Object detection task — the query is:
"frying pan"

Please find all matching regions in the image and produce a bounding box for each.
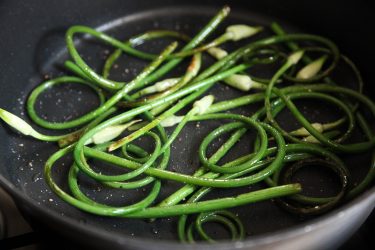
[0,0,374,249]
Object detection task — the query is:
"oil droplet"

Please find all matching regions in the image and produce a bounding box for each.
[32,173,42,182]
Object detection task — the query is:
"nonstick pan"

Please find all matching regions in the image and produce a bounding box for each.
[0,0,374,249]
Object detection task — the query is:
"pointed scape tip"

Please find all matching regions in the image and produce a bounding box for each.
[207,47,228,60]
[296,55,328,79]
[224,74,252,91]
[226,24,263,41]
[0,108,34,136]
[193,95,215,115]
[222,5,231,15]
[288,50,305,65]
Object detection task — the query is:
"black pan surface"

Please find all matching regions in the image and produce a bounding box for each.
[0,0,374,249]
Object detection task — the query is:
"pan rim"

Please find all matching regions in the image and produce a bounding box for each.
[0,175,374,249]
